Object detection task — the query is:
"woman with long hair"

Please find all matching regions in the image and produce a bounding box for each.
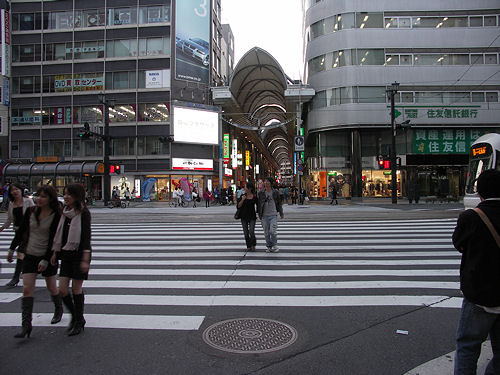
[10,185,62,338]
[2,183,35,287]
[51,183,92,336]
[237,182,258,251]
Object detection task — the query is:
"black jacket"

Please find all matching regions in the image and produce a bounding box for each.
[10,207,61,261]
[237,195,258,220]
[452,199,500,307]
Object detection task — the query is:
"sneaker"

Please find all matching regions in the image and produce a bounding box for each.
[266,247,272,253]
[270,245,279,253]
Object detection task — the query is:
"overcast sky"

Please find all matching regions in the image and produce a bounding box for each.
[221,0,304,80]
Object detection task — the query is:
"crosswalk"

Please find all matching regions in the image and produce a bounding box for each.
[0,218,463,331]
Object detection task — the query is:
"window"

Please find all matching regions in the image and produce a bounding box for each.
[485,54,498,64]
[472,92,485,102]
[400,55,412,65]
[338,50,355,66]
[484,16,497,26]
[444,92,470,104]
[311,91,327,109]
[384,17,397,28]
[486,92,499,102]
[45,43,71,61]
[107,39,137,57]
[412,17,441,28]
[340,87,357,104]
[48,11,74,30]
[105,71,136,90]
[139,5,170,24]
[358,87,386,103]
[414,54,448,65]
[338,13,355,30]
[75,9,106,28]
[19,13,36,30]
[11,108,41,126]
[73,41,105,59]
[356,13,383,28]
[450,54,469,65]
[356,49,385,65]
[108,7,137,26]
[18,76,40,94]
[415,92,443,103]
[109,105,136,123]
[471,54,484,64]
[469,16,483,27]
[403,92,414,103]
[138,103,170,122]
[399,18,411,28]
[443,17,468,27]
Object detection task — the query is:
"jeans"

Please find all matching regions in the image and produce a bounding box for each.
[455,298,500,375]
[241,219,256,249]
[261,215,278,248]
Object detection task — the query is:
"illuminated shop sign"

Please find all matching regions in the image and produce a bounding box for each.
[172,158,213,171]
[173,106,218,145]
[413,129,485,154]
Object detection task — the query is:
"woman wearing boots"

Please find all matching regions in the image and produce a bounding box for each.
[51,183,91,336]
[10,185,62,338]
[2,183,35,287]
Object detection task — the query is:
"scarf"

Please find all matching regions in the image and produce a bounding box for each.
[52,208,82,252]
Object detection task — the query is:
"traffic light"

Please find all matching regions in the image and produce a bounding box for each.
[78,122,91,139]
[377,156,390,169]
[109,164,121,174]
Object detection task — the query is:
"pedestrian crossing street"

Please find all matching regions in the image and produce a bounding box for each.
[0,219,463,331]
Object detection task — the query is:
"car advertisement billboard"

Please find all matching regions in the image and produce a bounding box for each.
[173,105,218,145]
[175,0,210,84]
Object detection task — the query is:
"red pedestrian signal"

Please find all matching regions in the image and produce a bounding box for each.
[378,159,384,169]
[109,164,121,174]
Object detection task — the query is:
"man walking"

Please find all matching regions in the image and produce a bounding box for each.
[452,169,500,374]
[258,177,284,253]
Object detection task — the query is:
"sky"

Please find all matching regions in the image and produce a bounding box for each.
[221,0,304,81]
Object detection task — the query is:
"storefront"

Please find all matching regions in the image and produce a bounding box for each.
[141,174,209,201]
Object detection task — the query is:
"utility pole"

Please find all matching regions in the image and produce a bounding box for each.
[387,82,399,204]
[98,94,114,206]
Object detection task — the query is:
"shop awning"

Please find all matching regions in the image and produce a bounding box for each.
[2,162,105,178]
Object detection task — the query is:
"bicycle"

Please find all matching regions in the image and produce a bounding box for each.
[106,199,126,209]
[168,198,187,208]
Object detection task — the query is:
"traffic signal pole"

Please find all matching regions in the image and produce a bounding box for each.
[103,103,110,206]
[388,82,399,204]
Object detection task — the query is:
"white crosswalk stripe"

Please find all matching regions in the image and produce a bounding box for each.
[0,218,462,331]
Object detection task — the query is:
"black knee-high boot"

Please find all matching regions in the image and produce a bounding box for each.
[51,294,63,324]
[62,294,75,332]
[14,297,33,338]
[6,259,23,287]
[68,293,85,336]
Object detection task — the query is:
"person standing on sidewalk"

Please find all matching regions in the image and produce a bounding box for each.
[10,185,62,338]
[51,183,92,336]
[237,182,258,252]
[1,183,35,287]
[258,177,284,253]
[452,169,500,374]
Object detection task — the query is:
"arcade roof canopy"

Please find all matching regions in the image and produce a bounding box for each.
[212,47,314,171]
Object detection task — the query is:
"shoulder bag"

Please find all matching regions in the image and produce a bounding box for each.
[473,208,500,248]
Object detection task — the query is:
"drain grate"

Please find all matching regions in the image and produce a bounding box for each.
[202,318,298,354]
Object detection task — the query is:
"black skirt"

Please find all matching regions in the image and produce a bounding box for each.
[59,250,89,280]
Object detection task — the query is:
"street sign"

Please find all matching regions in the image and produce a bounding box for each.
[297,159,303,165]
[294,136,305,152]
[297,164,303,172]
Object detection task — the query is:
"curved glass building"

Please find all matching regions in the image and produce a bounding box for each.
[303,0,500,200]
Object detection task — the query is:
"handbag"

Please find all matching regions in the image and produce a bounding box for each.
[234,207,241,220]
[473,208,500,248]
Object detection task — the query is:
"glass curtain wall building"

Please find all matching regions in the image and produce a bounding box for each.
[303,0,500,200]
[8,0,226,200]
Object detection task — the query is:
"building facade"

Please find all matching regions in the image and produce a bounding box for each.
[303,0,500,200]
[5,0,231,201]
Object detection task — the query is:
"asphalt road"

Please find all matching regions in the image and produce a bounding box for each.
[0,202,472,375]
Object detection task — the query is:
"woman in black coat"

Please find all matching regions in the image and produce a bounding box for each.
[237,182,258,251]
[51,183,92,336]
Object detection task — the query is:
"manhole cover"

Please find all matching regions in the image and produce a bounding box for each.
[202,318,298,354]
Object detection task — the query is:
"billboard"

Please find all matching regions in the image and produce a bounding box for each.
[175,0,210,84]
[1,9,11,77]
[173,106,218,145]
[172,158,213,171]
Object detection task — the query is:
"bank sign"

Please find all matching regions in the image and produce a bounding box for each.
[413,129,486,154]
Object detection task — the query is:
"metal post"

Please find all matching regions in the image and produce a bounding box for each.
[103,102,110,206]
[219,110,223,191]
[389,82,399,204]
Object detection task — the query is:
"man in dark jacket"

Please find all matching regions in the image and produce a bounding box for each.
[452,169,500,374]
[258,177,284,252]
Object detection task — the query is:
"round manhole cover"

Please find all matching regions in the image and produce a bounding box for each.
[202,318,298,354]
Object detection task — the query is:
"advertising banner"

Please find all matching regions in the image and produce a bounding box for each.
[145,69,171,89]
[175,0,210,84]
[413,129,485,154]
[1,9,11,77]
[173,106,218,145]
[2,77,9,106]
[172,158,213,171]
[223,133,230,161]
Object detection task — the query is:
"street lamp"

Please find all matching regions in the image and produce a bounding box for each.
[98,94,115,206]
[387,82,399,204]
